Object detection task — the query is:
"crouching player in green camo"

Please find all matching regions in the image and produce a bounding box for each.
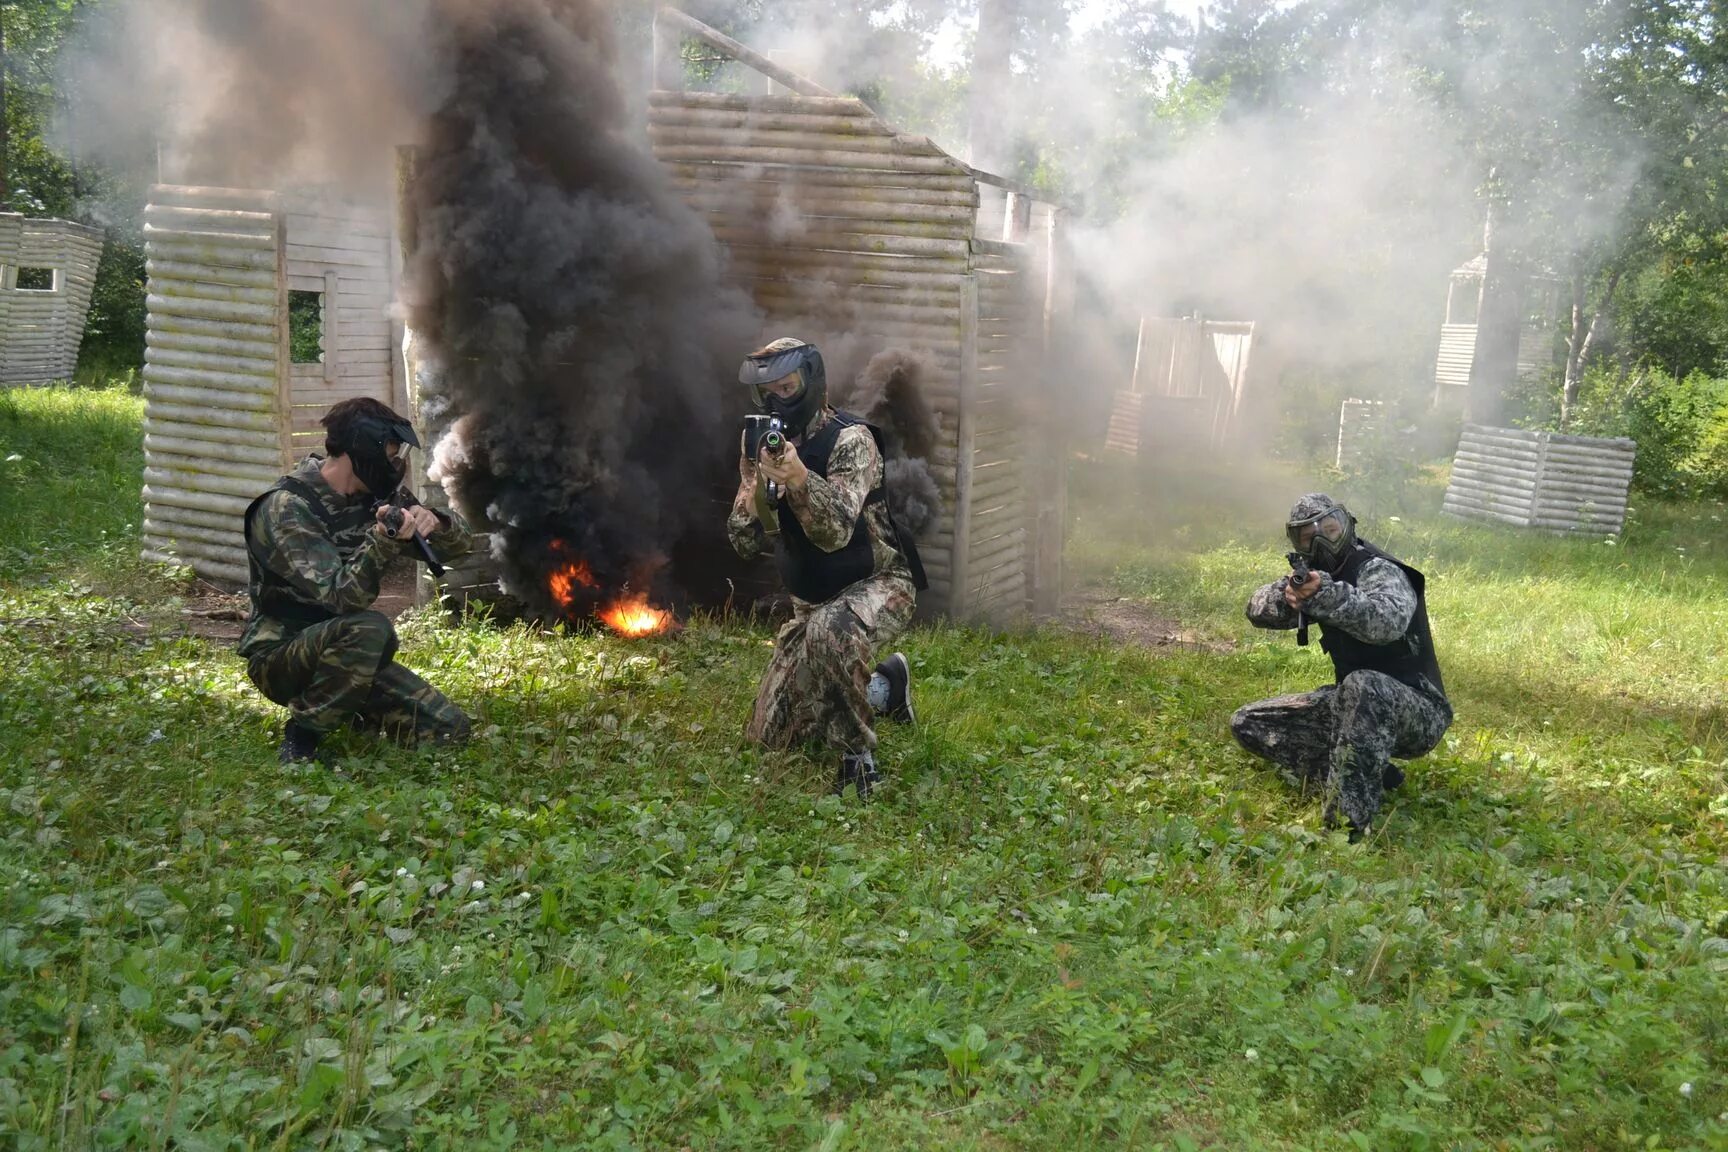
[727,338,926,799]
[239,398,473,763]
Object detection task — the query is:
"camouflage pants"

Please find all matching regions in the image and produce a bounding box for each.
[1230,670,1452,831]
[747,573,917,754]
[247,610,470,743]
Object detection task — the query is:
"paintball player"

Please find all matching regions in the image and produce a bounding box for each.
[727,337,925,798]
[239,397,472,763]
[1232,493,1452,840]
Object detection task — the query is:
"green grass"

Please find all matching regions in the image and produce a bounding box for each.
[2,388,1726,1150]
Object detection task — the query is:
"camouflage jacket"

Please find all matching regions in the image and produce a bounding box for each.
[238,456,471,656]
[727,408,912,599]
[1246,556,1417,644]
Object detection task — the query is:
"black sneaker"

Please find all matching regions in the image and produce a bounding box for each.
[874,652,914,725]
[836,751,882,801]
[1382,763,1406,792]
[279,721,325,765]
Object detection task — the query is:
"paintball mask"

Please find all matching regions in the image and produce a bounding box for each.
[738,337,826,436]
[1286,493,1357,573]
[342,412,419,498]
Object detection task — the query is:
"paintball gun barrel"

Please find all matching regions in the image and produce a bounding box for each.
[1286,551,1311,647]
[742,414,786,500]
[377,490,446,577]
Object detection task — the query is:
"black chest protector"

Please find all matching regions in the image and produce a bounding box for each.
[1318,542,1446,699]
[775,412,926,603]
[242,474,371,625]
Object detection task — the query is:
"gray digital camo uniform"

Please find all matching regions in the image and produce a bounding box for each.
[1234,556,1452,831]
[728,409,916,754]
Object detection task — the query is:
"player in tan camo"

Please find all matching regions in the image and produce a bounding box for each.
[727,338,927,798]
[240,398,473,764]
[1234,493,1452,840]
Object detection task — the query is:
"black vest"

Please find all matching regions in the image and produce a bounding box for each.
[1317,542,1446,699]
[243,475,353,626]
[775,412,926,603]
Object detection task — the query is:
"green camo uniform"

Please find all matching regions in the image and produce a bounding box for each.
[240,456,473,743]
[728,409,917,753]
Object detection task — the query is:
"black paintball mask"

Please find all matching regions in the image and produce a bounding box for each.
[1286,493,1357,573]
[738,337,826,437]
[341,413,419,498]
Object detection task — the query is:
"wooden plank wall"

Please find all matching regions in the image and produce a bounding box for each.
[1516,323,1554,382]
[962,245,1035,620]
[1204,321,1254,443]
[284,199,396,457]
[0,214,104,385]
[1109,317,1254,455]
[647,89,984,616]
[1104,390,1143,456]
[1435,323,1475,389]
[140,185,287,585]
[1442,424,1635,534]
[1335,398,1385,472]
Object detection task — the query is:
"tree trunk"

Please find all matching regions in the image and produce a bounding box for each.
[1560,263,1622,427]
[1,6,10,211]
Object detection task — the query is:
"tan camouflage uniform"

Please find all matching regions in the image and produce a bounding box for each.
[240,456,473,742]
[728,409,917,753]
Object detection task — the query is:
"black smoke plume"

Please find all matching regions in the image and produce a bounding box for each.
[407,0,760,620]
[832,349,944,539]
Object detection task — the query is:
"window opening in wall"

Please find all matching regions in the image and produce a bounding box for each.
[289,291,325,363]
[1447,282,1480,326]
[14,267,56,291]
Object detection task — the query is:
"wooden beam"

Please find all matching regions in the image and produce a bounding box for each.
[655,7,837,99]
[949,277,979,619]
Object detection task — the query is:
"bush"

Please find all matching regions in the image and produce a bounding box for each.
[1565,364,1728,495]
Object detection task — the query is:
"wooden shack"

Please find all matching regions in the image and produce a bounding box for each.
[648,8,1072,620]
[139,185,401,584]
[0,213,104,385]
[1104,316,1255,457]
[1434,254,1559,401]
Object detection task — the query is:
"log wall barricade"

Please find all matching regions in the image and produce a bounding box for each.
[646,73,1068,623]
[1441,423,1635,534]
[142,185,401,587]
[142,186,287,585]
[0,214,105,385]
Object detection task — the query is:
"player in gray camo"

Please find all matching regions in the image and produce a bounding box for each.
[1232,494,1453,840]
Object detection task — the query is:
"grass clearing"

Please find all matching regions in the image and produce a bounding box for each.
[1,387,1725,1150]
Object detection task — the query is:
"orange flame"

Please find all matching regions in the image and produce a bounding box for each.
[549,558,598,608]
[600,591,674,638]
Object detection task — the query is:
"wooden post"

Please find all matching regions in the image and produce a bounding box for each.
[655,7,837,98]
[1002,191,1031,243]
[650,8,683,92]
[949,277,979,618]
[273,214,294,470]
[322,269,340,385]
[1129,316,1147,394]
[1032,206,1069,617]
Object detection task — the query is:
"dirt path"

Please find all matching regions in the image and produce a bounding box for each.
[1059,588,1235,653]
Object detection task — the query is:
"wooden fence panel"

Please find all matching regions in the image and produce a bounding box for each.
[1442,424,1635,534]
[1335,398,1385,472]
[141,186,286,585]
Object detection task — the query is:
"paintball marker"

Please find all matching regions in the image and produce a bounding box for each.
[376,489,446,577]
[742,414,787,500]
[1285,551,1311,647]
